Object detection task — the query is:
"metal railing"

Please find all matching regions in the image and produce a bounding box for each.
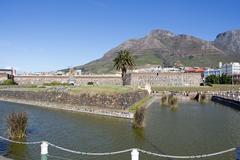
[0,135,239,160]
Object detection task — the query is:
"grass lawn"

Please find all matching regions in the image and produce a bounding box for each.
[128,96,151,113]
[69,85,139,95]
[152,84,240,93]
[0,85,140,95]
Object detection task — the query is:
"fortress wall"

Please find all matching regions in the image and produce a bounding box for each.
[74,75,122,85]
[0,74,8,83]
[14,73,202,86]
[14,75,122,85]
[129,72,202,86]
[14,76,70,85]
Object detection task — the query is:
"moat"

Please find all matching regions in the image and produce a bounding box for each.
[0,100,240,160]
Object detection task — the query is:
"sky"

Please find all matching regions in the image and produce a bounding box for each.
[0,0,240,72]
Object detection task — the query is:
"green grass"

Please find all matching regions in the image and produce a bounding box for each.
[0,87,47,92]
[1,79,17,85]
[152,84,240,92]
[129,96,151,113]
[43,81,70,86]
[70,85,139,95]
[134,54,163,66]
[0,85,140,95]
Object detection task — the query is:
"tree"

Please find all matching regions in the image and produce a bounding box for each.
[113,50,135,86]
[205,74,232,85]
[205,75,220,84]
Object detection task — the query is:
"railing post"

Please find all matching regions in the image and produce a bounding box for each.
[41,141,48,160]
[131,149,139,160]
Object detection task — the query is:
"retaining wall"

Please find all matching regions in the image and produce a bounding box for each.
[211,96,240,110]
[0,90,148,110]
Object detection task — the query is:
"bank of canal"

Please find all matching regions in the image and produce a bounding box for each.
[0,100,240,160]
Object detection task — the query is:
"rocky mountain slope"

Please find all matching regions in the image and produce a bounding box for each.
[73,29,240,74]
[213,29,240,54]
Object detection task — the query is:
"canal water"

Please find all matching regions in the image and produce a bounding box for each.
[0,100,240,160]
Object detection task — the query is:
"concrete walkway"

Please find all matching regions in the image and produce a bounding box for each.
[0,156,12,160]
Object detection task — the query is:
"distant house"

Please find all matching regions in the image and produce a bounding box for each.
[55,71,65,75]
[0,68,16,76]
[0,68,16,80]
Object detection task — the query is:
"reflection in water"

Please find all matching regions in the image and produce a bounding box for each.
[133,128,145,140]
[170,105,178,112]
[132,127,173,160]
[7,138,28,160]
[0,101,240,160]
[0,141,8,156]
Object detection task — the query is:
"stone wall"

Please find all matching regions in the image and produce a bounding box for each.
[211,96,240,110]
[15,75,122,85]
[14,73,202,86]
[0,90,148,110]
[129,72,202,86]
[0,73,8,83]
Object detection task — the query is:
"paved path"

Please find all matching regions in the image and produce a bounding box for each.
[0,156,12,160]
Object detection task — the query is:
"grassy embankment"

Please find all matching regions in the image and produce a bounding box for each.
[152,84,240,93]
[0,84,140,95]
[128,96,151,113]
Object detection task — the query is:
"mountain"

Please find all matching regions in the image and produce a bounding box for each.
[73,29,240,74]
[213,29,240,54]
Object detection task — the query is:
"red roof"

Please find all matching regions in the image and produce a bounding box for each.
[185,68,205,73]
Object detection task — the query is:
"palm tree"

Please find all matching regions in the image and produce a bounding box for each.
[113,50,135,86]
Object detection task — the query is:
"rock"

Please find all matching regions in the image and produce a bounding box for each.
[213,29,240,54]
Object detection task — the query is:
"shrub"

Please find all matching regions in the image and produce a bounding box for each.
[7,112,28,139]
[161,95,168,105]
[1,79,17,85]
[87,82,94,85]
[132,107,145,128]
[201,93,206,101]
[168,95,178,106]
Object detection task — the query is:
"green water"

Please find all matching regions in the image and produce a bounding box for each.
[0,100,240,160]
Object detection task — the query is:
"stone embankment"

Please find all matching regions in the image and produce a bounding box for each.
[0,89,148,119]
[212,91,240,110]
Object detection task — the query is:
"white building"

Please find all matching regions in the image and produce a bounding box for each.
[222,62,240,76]
[76,69,82,75]
[133,66,182,73]
[204,69,222,78]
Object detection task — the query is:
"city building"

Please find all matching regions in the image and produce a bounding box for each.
[203,69,222,78]
[132,66,183,73]
[222,62,240,76]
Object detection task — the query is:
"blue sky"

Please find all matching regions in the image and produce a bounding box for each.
[0,0,240,72]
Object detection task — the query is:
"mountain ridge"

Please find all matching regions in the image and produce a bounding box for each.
[71,29,240,74]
